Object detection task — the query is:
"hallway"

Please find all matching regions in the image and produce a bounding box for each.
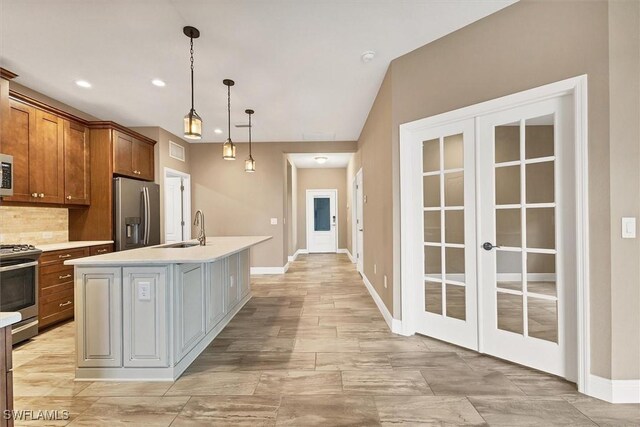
[10,254,639,425]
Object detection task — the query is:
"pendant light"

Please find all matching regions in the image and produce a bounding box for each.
[244,109,256,172]
[222,79,236,160]
[183,26,202,140]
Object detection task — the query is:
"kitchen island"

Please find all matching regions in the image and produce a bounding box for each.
[66,236,271,381]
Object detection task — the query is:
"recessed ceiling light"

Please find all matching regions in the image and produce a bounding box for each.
[151,79,166,87]
[75,80,92,88]
[361,51,376,63]
[214,128,223,134]
[315,156,329,164]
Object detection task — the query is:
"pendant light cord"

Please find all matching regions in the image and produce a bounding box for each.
[227,84,231,139]
[248,113,252,156]
[190,37,195,111]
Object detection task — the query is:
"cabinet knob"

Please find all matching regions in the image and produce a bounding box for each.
[66,195,72,200]
[39,193,45,198]
[31,193,38,197]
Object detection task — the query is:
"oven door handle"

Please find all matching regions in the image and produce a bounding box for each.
[0,261,38,272]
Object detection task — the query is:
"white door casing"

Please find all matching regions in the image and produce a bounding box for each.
[163,167,191,244]
[400,76,588,391]
[355,170,364,273]
[306,189,338,253]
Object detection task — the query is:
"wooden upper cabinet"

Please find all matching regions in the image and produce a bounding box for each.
[2,100,35,202]
[30,109,65,204]
[132,138,154,181]
[113,131,154,181]
[113,131,134,176]
[64,121,90,205]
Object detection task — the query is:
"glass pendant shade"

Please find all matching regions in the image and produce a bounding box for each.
[245,156,256,172]
[183,109,202,140]
[223,139,236,160]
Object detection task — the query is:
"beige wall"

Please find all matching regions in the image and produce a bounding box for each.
[357,0,638,379]
[0,206,68,244]
[190,141,356,268]
[608,0,640,380]
[358,69,394,312]
[296,168,348,251]
[131,127,192,244]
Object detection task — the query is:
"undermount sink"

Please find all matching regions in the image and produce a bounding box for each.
[157,242,200,249]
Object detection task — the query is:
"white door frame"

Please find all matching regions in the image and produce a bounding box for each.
[400,76,589,392]
[306,189,338,253]
[163,167,192,243]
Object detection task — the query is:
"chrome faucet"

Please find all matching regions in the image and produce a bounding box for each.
[194,210,206,246]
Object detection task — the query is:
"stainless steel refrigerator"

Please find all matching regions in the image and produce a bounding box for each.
[113,177,160,251]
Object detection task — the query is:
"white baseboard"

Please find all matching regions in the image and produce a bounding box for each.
[587,374,640,403]
[361,273,404,335]
[288,249,307,262]
[337,248,355,263]
[251,266,287,275]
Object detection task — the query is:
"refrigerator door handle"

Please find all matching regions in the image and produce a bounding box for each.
[144,187,150,245]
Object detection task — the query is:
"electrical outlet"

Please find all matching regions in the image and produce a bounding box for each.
[138,282,151,301]
[43,231,53,238]
[374,264,377,274]
[364,195,368,203]
[270,218,278,225]
[384,275,388,289]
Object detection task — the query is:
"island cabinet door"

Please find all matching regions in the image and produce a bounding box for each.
[175,264,206,363]
[206,260,226,333]
[226,254,240,311]
[238,249,251,299]
[123,267,168,368]
[76,268,122,368]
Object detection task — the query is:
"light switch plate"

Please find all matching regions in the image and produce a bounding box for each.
[138,282,151,301]
[270,218,278,225]
[622,217,636,239]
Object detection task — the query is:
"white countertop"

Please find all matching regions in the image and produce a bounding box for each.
[0,312,22,328]
[38,241,114,252]
[66,236,271,266]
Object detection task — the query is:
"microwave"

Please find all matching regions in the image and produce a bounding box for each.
[0,153,13,197]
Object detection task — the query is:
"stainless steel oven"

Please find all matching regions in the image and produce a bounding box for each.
[0,245,42,344]
[0,153,13,197]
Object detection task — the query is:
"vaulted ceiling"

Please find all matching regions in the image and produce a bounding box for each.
[1,0,515,142]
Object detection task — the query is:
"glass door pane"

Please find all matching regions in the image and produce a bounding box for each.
[314,197,331,231]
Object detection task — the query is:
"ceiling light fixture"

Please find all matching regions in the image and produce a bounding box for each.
[361,51,376,63]
[244,109,256,173]
[222,79,236,160]
[315,156,329,164]
[214,128,223,134]
[75,80,92,88]
[183,26,202,140]
[151,79,166,87]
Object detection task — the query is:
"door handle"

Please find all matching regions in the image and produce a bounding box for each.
[482,242,501,251]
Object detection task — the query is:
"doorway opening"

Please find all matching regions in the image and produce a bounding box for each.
[163,167,191,244]
[400,76,588,390]
[352,168,364,273]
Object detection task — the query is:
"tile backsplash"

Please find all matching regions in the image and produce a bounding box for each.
[0,206,68,244]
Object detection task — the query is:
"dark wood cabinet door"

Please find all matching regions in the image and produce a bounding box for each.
[2,100,36,202]
[113,131,134,176]
[132,139,154,181]
[29,109,64,204]
[64,120,90,205]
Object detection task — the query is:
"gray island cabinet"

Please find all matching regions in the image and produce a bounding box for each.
[66,236,270,381]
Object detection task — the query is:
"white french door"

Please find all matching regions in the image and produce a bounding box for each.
[479,95,576,379]
[415,119,478,350]
[306,189,338,253]
[405,91,578,379]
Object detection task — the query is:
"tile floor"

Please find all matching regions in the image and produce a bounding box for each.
[10,254,640,426]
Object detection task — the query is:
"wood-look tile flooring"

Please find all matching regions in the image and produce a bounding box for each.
[12,254,640,426]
